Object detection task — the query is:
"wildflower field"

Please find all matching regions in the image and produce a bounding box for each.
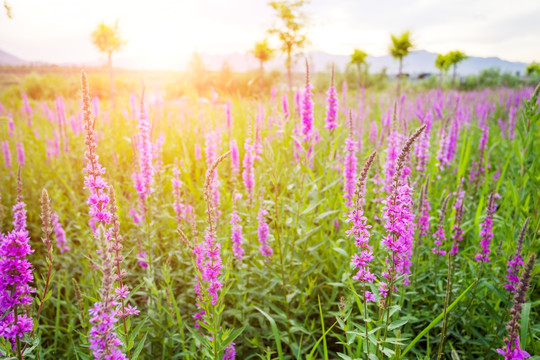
[1,66,539,360]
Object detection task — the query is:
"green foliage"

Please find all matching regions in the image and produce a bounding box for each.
[0,73,539,359]
[435,54,451,72]
[267,0,309,89]
[389,31,414,60]
[90,20,126,58]
[461,68,535,90]
[350,49,368,67]
[526,62,540,77]
[251,39,275,64]
[22,73,79,100]
[446,50,467,67]
[267,0,309,61]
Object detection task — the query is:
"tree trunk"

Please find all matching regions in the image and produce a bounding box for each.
[287,49,292,93]
[357,63,362,89]
[108,52,115,108]
[259,60,264,93]
[439,69,443,88]
[397,57,403,97]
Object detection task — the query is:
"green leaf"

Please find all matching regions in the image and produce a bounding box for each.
[400,281,476,359]
[131,332,147,360]
[307,321,338,360]
[254,307,283,360]
[333,247,348,257]
[389,319,408,331]
[336,353,352,360]
[521,302,531,348]
[221,326,246,349]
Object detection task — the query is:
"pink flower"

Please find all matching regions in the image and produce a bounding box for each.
[475,193,496,262]
[325,71,338,130]
[343,136,358,207]
[242,137,255,202]
[257,204,273,259]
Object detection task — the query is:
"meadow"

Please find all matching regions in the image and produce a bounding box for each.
[0,68,539,360]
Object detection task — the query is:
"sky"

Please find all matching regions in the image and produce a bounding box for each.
[1,0,539,70]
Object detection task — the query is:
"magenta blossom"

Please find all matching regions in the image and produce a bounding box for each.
[475,193,497,262]
[257,204,273,259]
[0,179,35,347]
[325,68,338,130]
[242,137,255,202]
[230,193,244,260]
[343,135,358,207]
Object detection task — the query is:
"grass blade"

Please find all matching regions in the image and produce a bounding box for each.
[400,281,476,359]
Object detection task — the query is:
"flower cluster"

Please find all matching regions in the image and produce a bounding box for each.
[0,176,34,346]
[325,66,338,130]
[257,203,273,259]
[2,140,11,169]
[503,219,528,293]
[414,111,432,172]
[384,130,401,194]
[230,139,240,176]
[450,184,465,255]
[380,126,425,290]
[282,94,289,120]
[242,137,255,202]
[193,154,228,327]
[51,211,69,253]
[230,192,244,260]
[347,152,376,301]
[205,130,222,214]
[81,72,111,230]
[132,100,155,221]
[475,193,497,262]
[301,62,314,141]
[223,342,236,359]
[343,134,358,207]
[432,197,449,256]
[172,166,193,223]
[496,254,535,360]
[88,227,128,360]
[16,142,25,167]
[417,181,431,239]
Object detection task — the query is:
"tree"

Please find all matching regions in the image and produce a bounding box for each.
[188,52,207,95]
[434,54,451,87]
[526,62,540,77]
[447,50,467,87]
[268,0,309,92]
[350,49,368,88]
[251,39,275,92]
[389,30,414,95]
[91,20,126,105]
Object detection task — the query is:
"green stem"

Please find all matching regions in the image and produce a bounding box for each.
[436,252,452,359]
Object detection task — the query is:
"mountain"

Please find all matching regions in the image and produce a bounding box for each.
[0,47,529,76]
[199,50,528,76]
[0,49,28,66]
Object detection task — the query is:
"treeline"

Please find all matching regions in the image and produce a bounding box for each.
[1,64,538,105]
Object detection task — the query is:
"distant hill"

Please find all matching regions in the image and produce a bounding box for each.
[0,49,28,66]
[0,48,529,76]
[200,50,529,76]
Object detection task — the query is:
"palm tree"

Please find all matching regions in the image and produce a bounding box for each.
[447,50,467,87]
[389,31,414,95]
[435,54,451,87]
[350,49,368,88]
[251,39,274,92]
[91,20,126,105]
